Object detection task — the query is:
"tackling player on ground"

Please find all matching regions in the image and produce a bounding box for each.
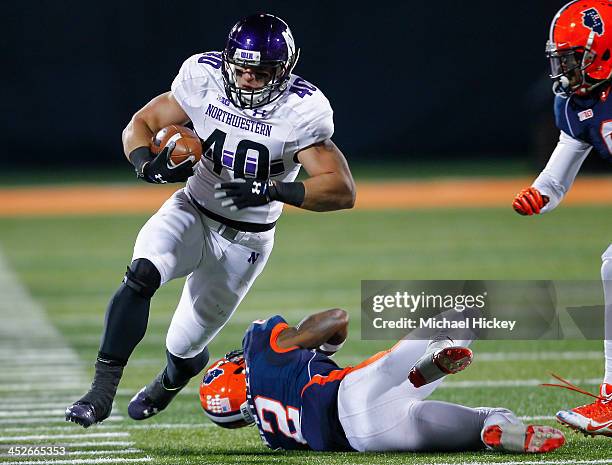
[513,0,612,436]
[65,14,355,427]
[199,309,565,453]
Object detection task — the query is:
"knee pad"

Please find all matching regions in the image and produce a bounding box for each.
[123,258,161,298]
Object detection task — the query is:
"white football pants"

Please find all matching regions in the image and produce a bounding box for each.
[337,337,520,452]
[132,189,274,359]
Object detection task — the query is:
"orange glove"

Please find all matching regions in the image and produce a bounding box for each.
[512,187,549,216]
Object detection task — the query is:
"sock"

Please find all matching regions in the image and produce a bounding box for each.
[480,407,522,430]
[604,340,612,385]
[426,337,454,355]
[164,348,210,389]
[79,361,124,419]
[601,257,612,384]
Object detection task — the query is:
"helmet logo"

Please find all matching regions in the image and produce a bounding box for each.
[281,29,295,56]
[582,8,605,36]
[234,48,261,65]
[203,368,224,385]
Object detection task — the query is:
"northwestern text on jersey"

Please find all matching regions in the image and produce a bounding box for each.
[205,104,272,137]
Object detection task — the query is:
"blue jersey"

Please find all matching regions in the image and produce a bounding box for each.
[242,315,354,451]
[554,87,612,159]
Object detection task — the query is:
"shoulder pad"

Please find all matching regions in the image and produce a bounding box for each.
[171,52,222,107]
[283,75,334,151]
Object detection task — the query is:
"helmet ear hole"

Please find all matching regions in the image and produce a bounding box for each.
[602,49,611,61]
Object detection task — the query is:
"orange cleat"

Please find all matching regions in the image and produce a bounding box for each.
[482,423,565,453]
[556,383,612,437]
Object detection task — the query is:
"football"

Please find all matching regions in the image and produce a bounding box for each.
[150,125,203,167]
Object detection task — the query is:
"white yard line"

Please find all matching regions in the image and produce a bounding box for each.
[433,461,612,465]
[101,423,213,430]
[0,383,87,391]
[0,433,130,442]
[0,409,91,418]
[438,378,601,389]
[1,459,152,465]
[4,368,85,376]
[0,424,215,434]
[0,360,85,367]
[475,351,603,361]
[61,441,135,447]
[0,403,88,411]
[0,248,148,462]
[64,449,141,456]
[0,396,86,404]
[519,415,556,421]
[0,416,124,425]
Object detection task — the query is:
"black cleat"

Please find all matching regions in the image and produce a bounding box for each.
[65,402,102,428]
[128,370,185,420]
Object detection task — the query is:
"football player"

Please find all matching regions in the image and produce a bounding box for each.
[65,14,355,427]
[512,0,612,436]
[199,309,565,453]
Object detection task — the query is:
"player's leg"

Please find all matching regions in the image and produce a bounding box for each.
[339,362,564,452]
[339,330,473,404]
[128,227,274,419]
[385,400,564,453]
[339,389,499,452]
[66,190,205,427]
[336,334,471,451]
[336,334,473,439]
[556,244,612,436]
[338,330,564,453]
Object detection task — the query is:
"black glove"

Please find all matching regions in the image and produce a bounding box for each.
[214,179,274,211]
[140,142,194,184]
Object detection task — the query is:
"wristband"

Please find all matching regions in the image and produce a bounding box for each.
[319,340,345,353]
[128,146,154,177]
[268,181,305,207]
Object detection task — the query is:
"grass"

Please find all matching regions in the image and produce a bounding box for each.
[0,205,611,463]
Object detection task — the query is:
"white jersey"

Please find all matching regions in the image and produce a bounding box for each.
[171,51,334,224]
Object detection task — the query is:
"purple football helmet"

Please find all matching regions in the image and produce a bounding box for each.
[222,14,300,109]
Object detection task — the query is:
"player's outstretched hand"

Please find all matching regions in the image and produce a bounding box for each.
[214,179,274,211]
[512,187,549,216]
[142,142,194,184]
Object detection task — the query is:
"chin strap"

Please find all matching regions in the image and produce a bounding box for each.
[541,372,605,401]
[240,401,256,426]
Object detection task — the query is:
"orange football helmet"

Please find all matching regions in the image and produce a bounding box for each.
[546,0,612,95]
[199,350,254,429]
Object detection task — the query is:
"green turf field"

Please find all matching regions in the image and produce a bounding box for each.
[1,205,612,464]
